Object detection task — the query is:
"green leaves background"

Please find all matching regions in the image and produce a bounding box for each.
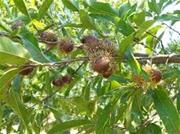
[0,0,179,133]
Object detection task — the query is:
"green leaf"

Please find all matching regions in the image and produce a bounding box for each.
[48,119,91,134]
[96,89,127,134]
[177,94,180,113]
[0,68,19,98]
[88,2,118,17]
[148,0,161,14]
[119,34,134,59]
[116,19,135,36]
[38,0,53,19]
[62,0,79,12]
[135,20,155,38]
[127,53,142,75]
[4,91,31,133]
[119,2,137,20]
[0,37,31,65]
[19,28,49,63]
[136,123,162,134]
[13,0,29,17]
[152,88,180,134]
[119,2,131,18]
[79,9,96,30]
[132,11,145,26]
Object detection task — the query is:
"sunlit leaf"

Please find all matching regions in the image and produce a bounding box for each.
[79,10,96,30]
[13,0,29,17]
[89,2,118,17]
[0,37,31,65]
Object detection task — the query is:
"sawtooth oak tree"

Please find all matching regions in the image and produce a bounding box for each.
[0,0,180,134]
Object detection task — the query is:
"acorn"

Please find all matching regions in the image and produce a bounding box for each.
[11,20,24,30]
[102,69,113,78]
[19,65,34,76]
[143,66,161,83]
[59,39,74,53]
[81,35,99,48]
[151,69,161,83]
[62,75,73,84]
[52,78,64,87]
[132,74,145,87]
[92,57,110,73]
[40,31,58,46]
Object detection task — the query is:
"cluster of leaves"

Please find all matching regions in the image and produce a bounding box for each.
[0,0,180,134]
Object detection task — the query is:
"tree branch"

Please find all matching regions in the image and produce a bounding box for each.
[32,54,180,67]
[162,23,180,36]
[136,54,180,64]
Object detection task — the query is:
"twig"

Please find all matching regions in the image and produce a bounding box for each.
[30,62,86,109]
[146,31,166,53]
[137,54,180,64]
[162,23,180,36]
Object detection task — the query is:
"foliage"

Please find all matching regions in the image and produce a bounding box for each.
[0,0,180,134]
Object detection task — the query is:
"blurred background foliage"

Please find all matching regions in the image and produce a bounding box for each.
[0,0,180,134]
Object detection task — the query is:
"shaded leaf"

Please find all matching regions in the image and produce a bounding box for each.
[4,91,31,133]
[119,34,134,59]
[62,0,79,12]
[96,88,128,134]
[136,123,162,134]
[0,68,19,98]
[38,0,53,19]
[152,88,180,134]
[48,119,91,134]
[116,19,135,36]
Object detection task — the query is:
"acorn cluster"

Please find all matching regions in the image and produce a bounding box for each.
[40,31,74,53]
[133,65,162,88]
[81,35,116,78]
[52,74,73,87]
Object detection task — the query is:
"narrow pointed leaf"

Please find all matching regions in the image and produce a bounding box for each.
[13,0,29,17]
[62,0,79,11]
[79,10,96,30]
[48,119,91,134]
[38,0,53,19]
[0,68,19,98]
[152,88,180,134]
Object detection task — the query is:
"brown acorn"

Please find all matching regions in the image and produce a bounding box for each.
[92,57,110,73]
[102,69,113,78]
[62,75,73,84]
[81,35,99,48]
[59,39,74,53]
[19,65,34,76]
[143,66,161,83]
[151,69,161,83]
[40,31,58,46]
[11,20,24,30]
[132,74,145,87]
[52,78,64,87]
